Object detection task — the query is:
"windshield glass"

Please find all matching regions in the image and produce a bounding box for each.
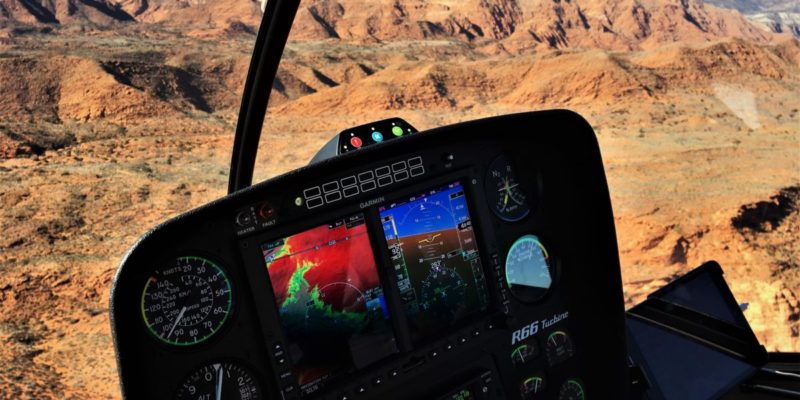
[0,3,262,398]
[256,0,800,354]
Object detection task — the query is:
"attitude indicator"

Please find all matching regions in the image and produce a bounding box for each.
[505,235,554,303]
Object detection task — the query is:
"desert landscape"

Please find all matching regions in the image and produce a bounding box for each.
[0,0,798,398]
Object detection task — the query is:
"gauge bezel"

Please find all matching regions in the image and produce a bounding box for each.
[504,234,559,304]
[484,154,533,222]
[557,378,586,400]
[173,359,263,400]
[140,254,235,347]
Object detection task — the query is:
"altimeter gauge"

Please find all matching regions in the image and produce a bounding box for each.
[175,362,261,400]
[141,256,233,346]
[485,155,531,222]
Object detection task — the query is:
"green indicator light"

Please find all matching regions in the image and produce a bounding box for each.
[392,126,404,136]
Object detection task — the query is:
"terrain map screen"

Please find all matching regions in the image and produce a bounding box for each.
[379,181,490,342]
[262,214,397,391]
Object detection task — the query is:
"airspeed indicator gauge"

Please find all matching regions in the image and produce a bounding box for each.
[141,256,233,346]
[485,155,531,222]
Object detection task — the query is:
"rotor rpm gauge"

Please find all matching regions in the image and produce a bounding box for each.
[141,256,233,346]
[175,362,261,400]
[485,155,531,222]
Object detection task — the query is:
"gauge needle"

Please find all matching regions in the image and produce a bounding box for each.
[215,364,223,400]
[167,306,187,339]
[497,182,519,192]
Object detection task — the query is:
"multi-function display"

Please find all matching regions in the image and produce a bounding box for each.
[262,214,397,391]
[379,181,490,342]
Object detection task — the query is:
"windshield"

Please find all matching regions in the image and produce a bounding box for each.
[256,0,800,356]
[0,4,262,398]
[1,0,798,398]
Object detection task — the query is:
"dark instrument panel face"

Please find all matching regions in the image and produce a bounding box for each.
[110,111,629,400]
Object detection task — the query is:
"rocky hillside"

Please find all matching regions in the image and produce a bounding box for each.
[289,0,781,50]
[1,0,788,45]
[0,0,263,32]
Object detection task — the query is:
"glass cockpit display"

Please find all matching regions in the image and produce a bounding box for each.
[262,214,397,392]
[379,181,490,342]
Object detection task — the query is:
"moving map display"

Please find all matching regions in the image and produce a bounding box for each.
[379,181,490,342]
[262,214,397,391]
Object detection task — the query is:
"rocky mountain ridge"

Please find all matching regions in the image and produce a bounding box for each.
[1,0,791,46]
[288,0,783,50]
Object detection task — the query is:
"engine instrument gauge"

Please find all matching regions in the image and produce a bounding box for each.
[557,379,585,400]
[505,235,553,303]
[520,374,546,399]
[141,256,233,346]
[511,341,540,366]
[485,155,531,222]
[545,330,575,366]
[175,362,261,400]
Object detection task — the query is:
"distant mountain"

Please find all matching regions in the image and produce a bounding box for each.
[289,0,779,50]
[0,0,262,31]
[705,0,800,37]
[0,0,789,46]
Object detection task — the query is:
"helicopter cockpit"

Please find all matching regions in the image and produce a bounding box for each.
[109,1,800,399]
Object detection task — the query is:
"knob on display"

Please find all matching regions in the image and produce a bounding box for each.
[257,202,275,221]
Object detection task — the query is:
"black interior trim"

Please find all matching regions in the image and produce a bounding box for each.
[228,0,301,194]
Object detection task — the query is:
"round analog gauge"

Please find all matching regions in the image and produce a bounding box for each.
[485,155,531,222]
[175,362,261,400]
[558,379,586,400]
[545,330,575,366]
[520,374,546,399]
[511,342,539,366]
[141,256,233,346]
[505,235,553,303]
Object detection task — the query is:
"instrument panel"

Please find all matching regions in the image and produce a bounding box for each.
[110,110,629,399]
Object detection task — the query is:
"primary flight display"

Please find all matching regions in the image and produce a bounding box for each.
[379,181,490,342]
